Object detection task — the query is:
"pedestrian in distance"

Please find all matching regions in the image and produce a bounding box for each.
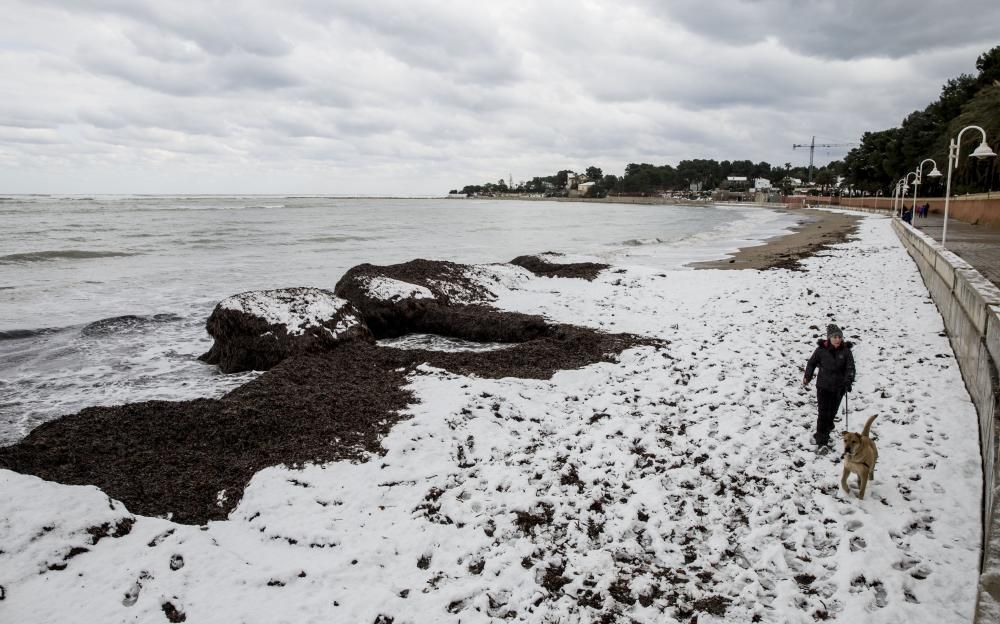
[902,207,913,224]
[803,324,856,451]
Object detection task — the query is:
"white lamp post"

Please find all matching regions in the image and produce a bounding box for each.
[912,158,943,219]
[942,125,996,246]
[901,173,916,221]
[892,180,903,217]
[873,189,883,212]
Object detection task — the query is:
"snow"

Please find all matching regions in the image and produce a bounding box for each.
[377,333,514,352]
[219,287,354,336]
[363,276,436,302]
[0,216,982,622]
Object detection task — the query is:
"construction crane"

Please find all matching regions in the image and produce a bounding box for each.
[792,136,857,184]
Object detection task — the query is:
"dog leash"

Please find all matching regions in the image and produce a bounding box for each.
[844,390,849,430]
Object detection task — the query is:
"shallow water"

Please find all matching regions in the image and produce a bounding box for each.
[0,195,798,443]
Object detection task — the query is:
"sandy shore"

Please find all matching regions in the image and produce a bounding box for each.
[691,207,861,270]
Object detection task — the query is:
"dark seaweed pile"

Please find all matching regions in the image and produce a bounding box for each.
[0,258,651,524]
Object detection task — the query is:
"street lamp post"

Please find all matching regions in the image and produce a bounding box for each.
[892,180,904,217]
[912,158,943,220]
[873,189,883,212]
[942,125,997,246]
[900,173,917,221]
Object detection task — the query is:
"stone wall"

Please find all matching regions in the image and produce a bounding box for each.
[788,195,1000,228]
[891,218,1000,622]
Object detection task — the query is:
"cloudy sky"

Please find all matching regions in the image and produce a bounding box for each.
[1,1,997,195]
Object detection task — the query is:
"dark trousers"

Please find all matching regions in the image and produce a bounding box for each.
[815,387,844,444]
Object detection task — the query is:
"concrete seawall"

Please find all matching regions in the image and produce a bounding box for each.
[891,217,1000,622]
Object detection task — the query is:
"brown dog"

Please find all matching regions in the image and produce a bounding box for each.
[841,414,878,499]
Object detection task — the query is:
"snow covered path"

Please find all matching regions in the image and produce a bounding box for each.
[0,215,981,623]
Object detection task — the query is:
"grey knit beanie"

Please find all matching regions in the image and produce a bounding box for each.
[827,324,843,339]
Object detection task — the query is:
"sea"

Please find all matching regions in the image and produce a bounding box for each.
[0,195,799,444]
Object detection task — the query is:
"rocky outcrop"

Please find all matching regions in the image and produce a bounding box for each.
[510,254,609,281]
[335,259,547,342]
[199,287,371,373]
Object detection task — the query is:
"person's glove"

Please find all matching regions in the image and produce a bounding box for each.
[845,383,853,393]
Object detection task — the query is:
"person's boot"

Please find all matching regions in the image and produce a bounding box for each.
[813,432,832,454]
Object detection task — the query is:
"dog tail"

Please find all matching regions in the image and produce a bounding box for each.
[861,414,877,438]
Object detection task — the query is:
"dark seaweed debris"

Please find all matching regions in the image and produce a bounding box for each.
[0,258,652,524]
[510,255,609,281]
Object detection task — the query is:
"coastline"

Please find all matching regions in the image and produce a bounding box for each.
[690,207,861,270]
[460,196,858,272]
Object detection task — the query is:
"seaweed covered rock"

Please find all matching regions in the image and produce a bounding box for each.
[510,253,609,281]
[200,287,370,373]
[335,259,544,341]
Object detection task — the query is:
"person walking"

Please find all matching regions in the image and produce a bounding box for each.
[803,324,855,449]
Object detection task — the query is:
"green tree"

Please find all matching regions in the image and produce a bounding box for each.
[976,46,1000,89]
[585,166,603,181]
[814,169,834,193]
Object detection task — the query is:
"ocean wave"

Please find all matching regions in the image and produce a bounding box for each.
[0,250,139,264]
[0,327,60,341]
[81,313,184,337]
[620,237,665,247]
[303,235,374,243]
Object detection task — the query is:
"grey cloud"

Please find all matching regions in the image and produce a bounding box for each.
[641,0,1000,61]
[75,105,232,137]
[0,127,65,144]
[0,107,74,130]
[78,45,300,96]
[34,0,293,57]
[1,0,994,194]
[305,0,523,84]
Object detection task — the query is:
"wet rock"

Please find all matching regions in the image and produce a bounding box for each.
[200,287,371,373]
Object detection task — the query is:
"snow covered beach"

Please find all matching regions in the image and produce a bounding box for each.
[0,212,982,622]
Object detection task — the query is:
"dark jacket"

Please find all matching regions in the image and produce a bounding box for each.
[805,339,855,392]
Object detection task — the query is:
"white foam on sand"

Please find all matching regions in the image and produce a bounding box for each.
[0,216,981,622]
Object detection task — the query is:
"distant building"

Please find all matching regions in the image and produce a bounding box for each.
[567,173,590,190]
[754,189,783,203]
[724,176,751,191]
[753,178,771,191]
[689,181,704,192]
[568,180,596,198]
